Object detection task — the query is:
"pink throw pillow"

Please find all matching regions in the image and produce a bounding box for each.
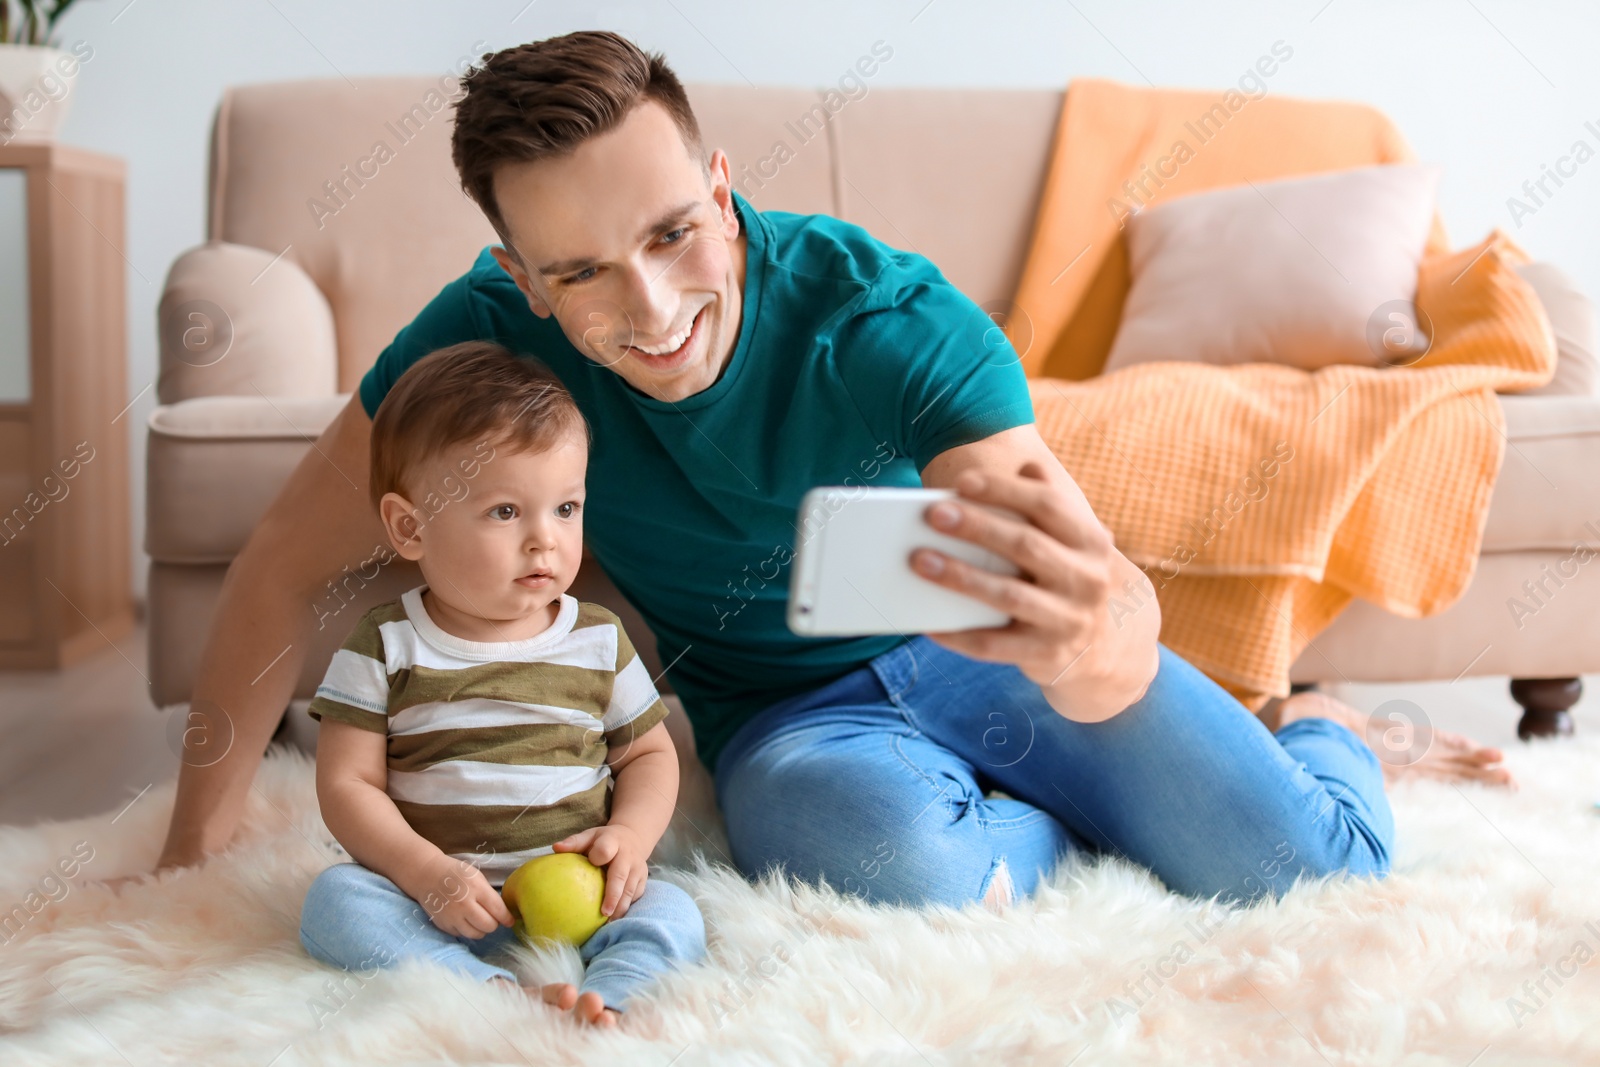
[1103,163,1442,373]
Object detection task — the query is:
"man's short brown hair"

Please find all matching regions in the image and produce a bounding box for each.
[368,341,588,511]
[450,30,704,250]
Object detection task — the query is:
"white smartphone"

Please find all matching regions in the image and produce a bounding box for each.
[786,486,1022,637]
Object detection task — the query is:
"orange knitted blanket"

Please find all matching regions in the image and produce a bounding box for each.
[1010,79,1557,707]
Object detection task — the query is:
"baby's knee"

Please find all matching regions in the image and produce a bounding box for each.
[300,869,349,962]
[635,879,708,961]
[301,863,386,931]
[305,860,372,900]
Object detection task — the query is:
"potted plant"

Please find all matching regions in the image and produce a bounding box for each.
[1,1,93,145]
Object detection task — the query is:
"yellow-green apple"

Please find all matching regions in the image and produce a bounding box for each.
[500,853,609,946]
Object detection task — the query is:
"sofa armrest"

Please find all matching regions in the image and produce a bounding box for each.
[1506,260,1598,398]
[156,240,339,403]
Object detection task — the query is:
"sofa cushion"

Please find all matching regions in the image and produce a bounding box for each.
[836,88,1063,311]
[1481,394,1600,552]
[1104,163,1441,372]
[145,395,349,563]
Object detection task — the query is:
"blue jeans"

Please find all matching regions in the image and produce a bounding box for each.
[714,637,1392,908]
[299,862,706,1011]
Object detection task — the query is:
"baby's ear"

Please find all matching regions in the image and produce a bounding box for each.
[378,491,426,561]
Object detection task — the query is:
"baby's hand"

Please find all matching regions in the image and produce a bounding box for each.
[407,854,514,940]
[551,824,648,918]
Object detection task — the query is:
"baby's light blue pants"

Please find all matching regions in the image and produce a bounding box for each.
[300,861,706,1012]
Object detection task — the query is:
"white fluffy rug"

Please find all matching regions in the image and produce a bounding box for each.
[2,735,1599,1066]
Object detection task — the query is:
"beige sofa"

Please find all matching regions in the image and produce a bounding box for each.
[148,78,1600,742]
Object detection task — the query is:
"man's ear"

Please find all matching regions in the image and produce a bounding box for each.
[378,491,427,562]
[706,149,739,240]
[489,244,553,319]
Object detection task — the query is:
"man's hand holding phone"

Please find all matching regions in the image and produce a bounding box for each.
[909,461,1120,687]
[786,458,1152,724]
[915,460,1161,724]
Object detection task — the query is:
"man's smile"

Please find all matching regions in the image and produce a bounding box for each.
[627,303,707,368]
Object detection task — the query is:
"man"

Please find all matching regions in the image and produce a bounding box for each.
[127,31,1491,910]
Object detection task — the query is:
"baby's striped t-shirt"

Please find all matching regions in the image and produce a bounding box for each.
[307,586,669,886]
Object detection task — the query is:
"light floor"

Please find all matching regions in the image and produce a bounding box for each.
[1,622,1595,828]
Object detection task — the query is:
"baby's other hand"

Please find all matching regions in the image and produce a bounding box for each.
[408,854,514,940]
[552,824,648,918]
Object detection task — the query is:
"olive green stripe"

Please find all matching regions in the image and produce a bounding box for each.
[308,698,387,733]
[340,614,388,662]
[602,699,668,749]
[374,599,410,624]
[393,782,610,854]
[387,723,605,772]
[571,601,616,634]
[390,662,610,718]
[368,600,410,629]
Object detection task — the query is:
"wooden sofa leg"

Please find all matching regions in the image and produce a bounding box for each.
[1510,678,1580,740]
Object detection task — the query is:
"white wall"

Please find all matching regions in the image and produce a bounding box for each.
[38,0,1600,599]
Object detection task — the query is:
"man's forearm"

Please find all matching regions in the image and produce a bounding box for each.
[154,395,387,871]
[916,425,1163,725]
[159,546,318,863]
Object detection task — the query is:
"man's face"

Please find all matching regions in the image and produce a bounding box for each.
[489,100,745,404]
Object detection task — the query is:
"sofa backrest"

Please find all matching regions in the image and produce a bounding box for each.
[207,78,1063,392]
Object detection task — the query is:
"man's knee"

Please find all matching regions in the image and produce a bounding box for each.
[722,748,996,907]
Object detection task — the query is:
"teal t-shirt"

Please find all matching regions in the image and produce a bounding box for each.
[359,191,1035,773]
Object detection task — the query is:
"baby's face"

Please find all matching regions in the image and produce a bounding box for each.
[384,428,588,640]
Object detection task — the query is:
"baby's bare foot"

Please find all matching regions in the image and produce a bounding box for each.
[540,982,619,1027]
[1268,690,1517,789]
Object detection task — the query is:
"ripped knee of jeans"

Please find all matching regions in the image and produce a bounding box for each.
[980,857,1014,910]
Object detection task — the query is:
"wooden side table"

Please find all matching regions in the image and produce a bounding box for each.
[0,143,132,669]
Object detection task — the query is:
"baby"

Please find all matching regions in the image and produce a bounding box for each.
[298,340,706,1028]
